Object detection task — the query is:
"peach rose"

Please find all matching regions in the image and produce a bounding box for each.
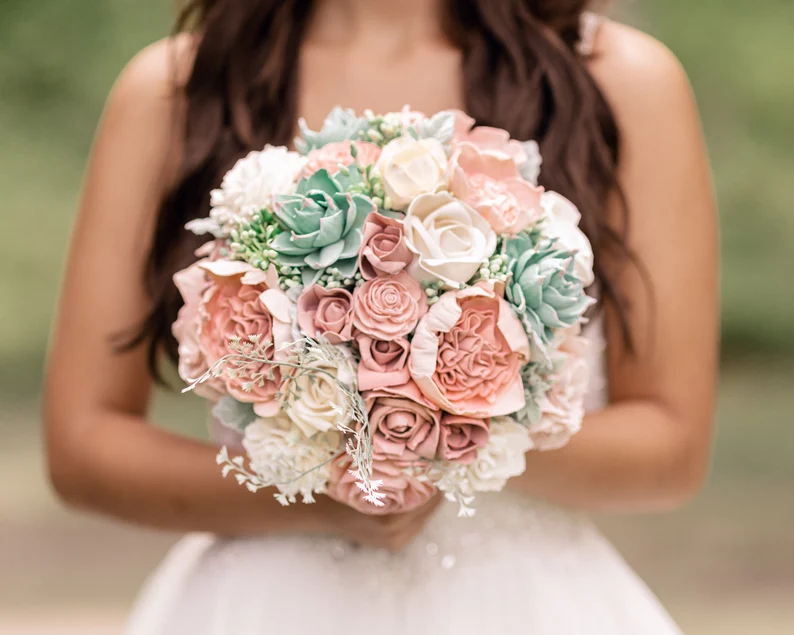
[172,260,225,401]
[409,283,530,417]
[303,141,382,177]
[327,455,436,515]
[296,285,354,344]
[357,335,410,391]
[352,272,428,341]
[357,212,414,280]
[197,260,293,417]
[363,382,441,463]
[438,414,490,465]
[450,142,544,235]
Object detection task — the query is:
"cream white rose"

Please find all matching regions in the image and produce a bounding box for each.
[541,191,595,287]
[465,417,533,492]
[284,346,356,438]
[376,136,448,211]
[403,192,497,287]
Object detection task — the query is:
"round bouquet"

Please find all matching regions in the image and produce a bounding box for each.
[175,106,595,516]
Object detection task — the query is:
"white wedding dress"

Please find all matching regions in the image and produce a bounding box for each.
[126,315,682,634]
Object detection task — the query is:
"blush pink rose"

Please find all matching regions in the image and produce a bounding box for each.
[451,110,526,165]
[197,260,293,417]
[297,285,354,344]
[352,272,428,341]
[357,335,410,391]
[409,283,530,417]
[357,213,414,280]
[171,260,225,401]
[303,141,382,177]
[438,414,490,465]
[450,142,544,235]
[327,455,436,515]
[363,382,442,463]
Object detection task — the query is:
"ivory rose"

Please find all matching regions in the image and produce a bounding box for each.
[357,335,410,391]
[197,261,293,417]
[327,455,436,515]
[438,414,490,465]
[352,272,428,341]
[357,212,414,280]
[541,191,595,287]
[465,417,533,492]
[296,285,354,344]
[409,283,530,417]
[450,142,544,235]
[403,192,497,287]
[376,136,448,211]
[303,141,382,177]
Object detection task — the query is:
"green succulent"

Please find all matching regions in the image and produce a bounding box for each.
[504,232,593,345]
[271,169,375,287]
[295,107,369,154]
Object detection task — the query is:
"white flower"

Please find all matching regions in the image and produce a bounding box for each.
[403,192,497,287]
[529,331,590,450]
[285,345,356,438]
[189,146,306,238]
[376,136,448,211]
[243,413,342,504]
[466,417,533,493]
[541,191,595,287]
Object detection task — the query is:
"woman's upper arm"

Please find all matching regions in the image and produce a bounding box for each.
[45,39,189,449]
[591,25,720,452]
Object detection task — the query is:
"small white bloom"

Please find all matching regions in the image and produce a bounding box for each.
[465,417,533,493]
[376,136,449,211]
[541,191,595,287]
[209,145,306,237]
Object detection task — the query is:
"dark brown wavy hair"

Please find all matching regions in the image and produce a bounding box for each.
[132,0,636,378]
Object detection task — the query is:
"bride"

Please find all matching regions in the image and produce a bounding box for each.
[43,0,718,632]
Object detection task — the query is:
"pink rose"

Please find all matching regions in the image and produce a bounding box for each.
[409,283,530,417]
[297,285,354,344]
[357,213,414,280]
[352,272,428,341]
[327,455,436,515]
[303,141,382,177]
[363,382,442,463]
[438,414,490,465]
[171,260,225,401]
[197,260,293,417]
[450,143,544,235]
[357,335,410,391]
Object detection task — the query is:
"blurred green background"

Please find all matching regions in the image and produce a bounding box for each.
[1,1,793,633]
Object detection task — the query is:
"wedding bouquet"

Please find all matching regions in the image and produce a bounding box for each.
[174,106,595,517]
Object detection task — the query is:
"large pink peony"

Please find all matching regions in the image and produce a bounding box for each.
[352,272,428,341]
[363,382,441,463]
[438,414,490,465]
[296,285,354,344]
[303,141,381,177]
[450,142,543,235]
[451,110,528,166]
[197,260,293,417]
[409,283,530,417]
[357,212,414,280]
[356,335,410,391]
[326,455,436,515]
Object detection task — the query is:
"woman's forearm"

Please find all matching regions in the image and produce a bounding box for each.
[47,408,333,535]
[509,401,709,512]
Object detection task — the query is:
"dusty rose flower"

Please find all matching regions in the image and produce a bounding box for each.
[450,142,544,235]
[363,382,442,463]
[296,285,354,344]
[171,260,225,401]
[438,414,490,465]
[197,260,293,417]
[352,272,428,341]
[303,141,381,177]
[409,283,530,417]
[357,335,410,391]
[357,212,414,280]
[327,455,436,515]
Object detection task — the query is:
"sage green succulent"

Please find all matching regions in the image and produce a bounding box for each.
[504,232,593,345]
[271,169,375,287]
